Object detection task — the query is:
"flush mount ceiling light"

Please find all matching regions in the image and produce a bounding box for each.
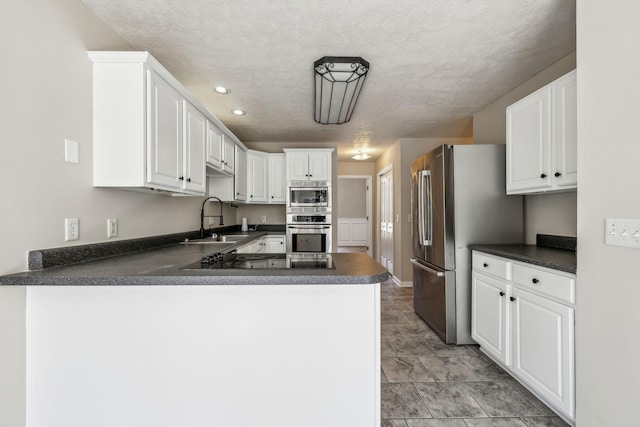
[352,151,371,160]
[232,109,246,116]
[214,86,230,94]
[314,56,369,125]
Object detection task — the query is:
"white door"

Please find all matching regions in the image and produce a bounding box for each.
[146,70,183,190]
[511,287,575,420]
[336,176,371,252]
[378,169,393,275]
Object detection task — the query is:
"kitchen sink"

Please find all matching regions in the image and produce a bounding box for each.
[180,239,237,245]
[180,234,250,245]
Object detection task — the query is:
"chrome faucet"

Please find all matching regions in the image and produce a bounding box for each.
[200,196,224,239]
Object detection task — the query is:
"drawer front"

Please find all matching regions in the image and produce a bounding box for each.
[512,263,575,304]
[472,252,510,280]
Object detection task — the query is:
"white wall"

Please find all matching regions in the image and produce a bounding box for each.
[576,2,640,425]
[0,0,237,275]
[337,178,367,218]
[473,52,577,244]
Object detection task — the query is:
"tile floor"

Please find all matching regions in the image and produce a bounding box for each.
[379,277,569,427]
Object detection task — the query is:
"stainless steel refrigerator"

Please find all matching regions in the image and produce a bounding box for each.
[410,144,523,344]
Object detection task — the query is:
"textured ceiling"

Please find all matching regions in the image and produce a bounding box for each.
[81,0,576,161]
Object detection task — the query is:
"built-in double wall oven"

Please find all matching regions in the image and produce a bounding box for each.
[286,180,332,253]
[286,211,332,253]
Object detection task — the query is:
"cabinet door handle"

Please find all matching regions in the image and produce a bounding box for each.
[540,173,547,179]
[186,178,191,182]
[510,296,516,302]
[499,291,505,296]
[483,263,489,268]
[555,172,561,177]
[309,174,313,177]
[271,196,274,198]
[532,278,539,284]
[179,176,184,181]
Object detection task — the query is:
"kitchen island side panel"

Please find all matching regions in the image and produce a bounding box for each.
[0,286,26,427]
[26,284,380,427]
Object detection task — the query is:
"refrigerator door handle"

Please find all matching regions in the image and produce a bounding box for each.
[410,258,444,277]
[418,170,432,246]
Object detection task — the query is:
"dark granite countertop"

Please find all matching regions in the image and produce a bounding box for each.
[0,232,388,286]
[469,244,576,274]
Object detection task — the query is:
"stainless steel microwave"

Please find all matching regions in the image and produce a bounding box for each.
[287,181,331,209]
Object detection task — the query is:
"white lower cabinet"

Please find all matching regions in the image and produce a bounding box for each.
[471,273,510,366]
[237,236,286,254]
[265,235,286,253]
[511,286,575,420]
[471,251,575,424]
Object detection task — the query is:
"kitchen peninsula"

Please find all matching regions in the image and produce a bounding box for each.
[0,232,387,427]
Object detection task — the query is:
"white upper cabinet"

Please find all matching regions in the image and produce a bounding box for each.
[90,51,243,196]
[222,138,235,175]
[244,152,286,204]
[146,70,184,191]
[182,102,207,194]
[506,70,577,194]
[205,121,223,170]
[234,145,247,201]
[552,71,578,188]
[284,149,333,182]
[247,150,268,203]
[206,121,236,176]
[268,154,286,203]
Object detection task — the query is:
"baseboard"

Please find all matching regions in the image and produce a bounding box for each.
[392,277,412,287]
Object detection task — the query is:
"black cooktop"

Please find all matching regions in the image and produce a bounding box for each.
[182,253,333,270]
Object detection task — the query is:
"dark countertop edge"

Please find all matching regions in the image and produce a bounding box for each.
[27,225,286,270]
[469,244,576,274]
[0,272,390,286]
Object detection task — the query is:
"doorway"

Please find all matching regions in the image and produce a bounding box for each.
[377,166,394,276]
[337,175,372,256]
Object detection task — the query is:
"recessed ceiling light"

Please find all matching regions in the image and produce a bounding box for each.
[232,109,246,116]
[214,86,230,94]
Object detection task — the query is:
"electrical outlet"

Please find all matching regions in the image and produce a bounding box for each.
[65,218,79,241]
[64,139,79,163]
[107,218,118,238]
[261,215,267,224]
[605,218,640,248]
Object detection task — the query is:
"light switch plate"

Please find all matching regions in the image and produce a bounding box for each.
[605,218,640,248]
[107,218,118,238]
[65,139,79,163]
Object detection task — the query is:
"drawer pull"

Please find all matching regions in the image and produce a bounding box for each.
[483,263,489,268]
[532,278,539,284]
[499,291,505,296]
[510,296,516,302]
